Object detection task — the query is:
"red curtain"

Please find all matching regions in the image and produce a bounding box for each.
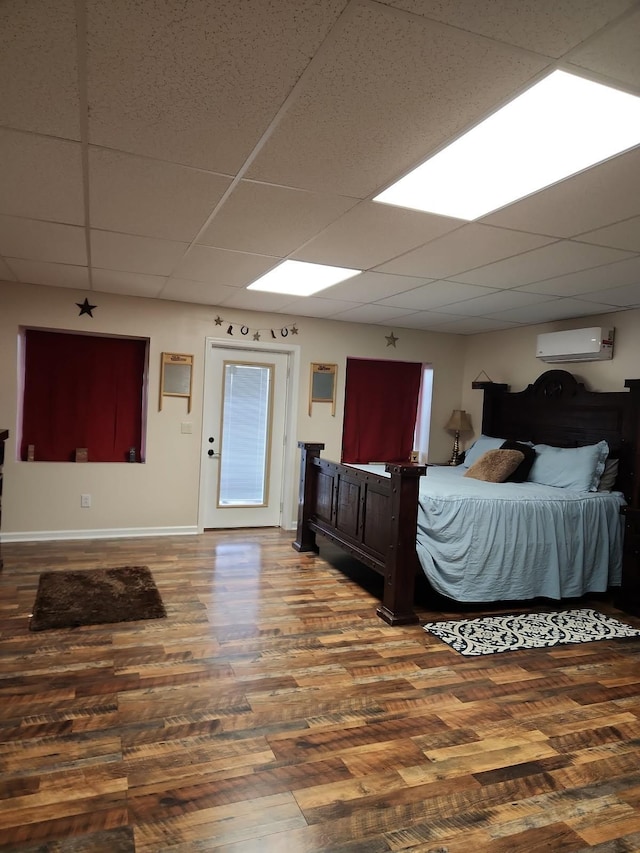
[341,358,422,463]
[21,330,147,462]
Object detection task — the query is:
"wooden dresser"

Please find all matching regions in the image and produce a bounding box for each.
[0,429,7,570]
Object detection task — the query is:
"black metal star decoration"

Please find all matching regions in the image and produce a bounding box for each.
[76,298,97,317]
[214,315,223,326]
[385,331,398,348]
[291,325,299,335]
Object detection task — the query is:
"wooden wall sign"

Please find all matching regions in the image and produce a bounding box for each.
[309,363,337,416]
[160,352,194,412]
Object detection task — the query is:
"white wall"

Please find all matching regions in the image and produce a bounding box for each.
[0,279,466,537]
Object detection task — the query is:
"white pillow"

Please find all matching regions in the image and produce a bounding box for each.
[527,440,609,492]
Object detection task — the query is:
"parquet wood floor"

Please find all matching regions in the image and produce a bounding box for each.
[2,529,640,851]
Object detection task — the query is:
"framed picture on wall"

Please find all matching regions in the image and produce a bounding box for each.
[309,363,337,416]
[160,352,194,412]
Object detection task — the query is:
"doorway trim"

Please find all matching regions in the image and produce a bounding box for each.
[198,336,300,533]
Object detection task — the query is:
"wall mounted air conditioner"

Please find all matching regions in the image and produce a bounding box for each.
[536,327,615,363]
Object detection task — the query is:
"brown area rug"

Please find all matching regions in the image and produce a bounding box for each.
[29,565,166,631]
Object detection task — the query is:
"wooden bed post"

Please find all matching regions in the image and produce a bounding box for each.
[376,462,426,626]
[292,441,325,553]
[625,379,640,509]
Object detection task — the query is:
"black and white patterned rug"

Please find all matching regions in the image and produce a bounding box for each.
[423,608,640,656]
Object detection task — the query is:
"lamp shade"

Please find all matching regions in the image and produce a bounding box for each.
[445,409,472,432]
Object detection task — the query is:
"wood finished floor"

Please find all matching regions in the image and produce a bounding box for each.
[2,529,640,852]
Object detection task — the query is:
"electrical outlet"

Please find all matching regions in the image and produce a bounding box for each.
[80,493,91,508]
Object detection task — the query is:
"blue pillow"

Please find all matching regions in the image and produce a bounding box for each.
[463,434,506,468]
[527,440,609,491]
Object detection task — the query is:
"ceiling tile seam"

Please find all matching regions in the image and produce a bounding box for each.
[558,2,640,65]
[3,257,88,271]
[370,286,500,309]
[157,0,367,298]
[0,213,86,230]
[1,257,19,281]
[365,0,559,63]
[440,254,639,290]
[0,124,81,145]
[238,176,362,203]
[571,212,640,240]
[86,142,235,179]
[374,236,565,282]
[75,0,93,291]
[566,237,640,255]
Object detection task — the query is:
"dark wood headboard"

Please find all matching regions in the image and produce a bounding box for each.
[475,370,640,507]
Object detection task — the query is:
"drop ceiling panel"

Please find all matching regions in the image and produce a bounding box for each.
[90,231,189,277]
[431,289,552,317]
[383,310,460,329]
[0,217,86,266]
[247,1,549,197]
[92,269,166,298]
[85,0,347,172]
[172,246,278,287]
[197,182,357,256]
[89,149,232,242]
[482,148,640,239]
[278,295,361,318]
[376,223,555,278]
[0,0,80,139]
[220,289,301,313]
[579,281,640,307]
[428,316,520,334]
[9,259,90,290]
[491,298,619,324]
[567,6,640,91]
[330,304,416,324]
[0,258,17,281]
[376,280,498,311]
[578,216,640,252]
[453,241,635,288]
[0,131,84,224]
[516,255,640,297]
[385,0,637,57]
[321,271,432,302]
[159,278,240,307]
[293,202,460,269]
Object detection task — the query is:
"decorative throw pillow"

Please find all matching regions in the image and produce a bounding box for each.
[464,449,525,483]
[500,440,536,483]
[463,434,506,468]
[597,457,619,491]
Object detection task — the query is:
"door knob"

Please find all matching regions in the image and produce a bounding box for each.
[208,449,214,457]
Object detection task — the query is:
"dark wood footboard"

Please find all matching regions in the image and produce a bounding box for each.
[293,442,426,625]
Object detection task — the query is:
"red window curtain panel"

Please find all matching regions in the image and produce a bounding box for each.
[341,357,422,463]
[21,330,147,462]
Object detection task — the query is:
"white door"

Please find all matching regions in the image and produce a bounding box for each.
[202,345,289,528]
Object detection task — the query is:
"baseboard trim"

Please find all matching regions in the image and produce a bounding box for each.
[2,526,199,543]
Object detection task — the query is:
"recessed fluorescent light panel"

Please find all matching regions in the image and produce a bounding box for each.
[247,260,361,296]
[374,70,640,221]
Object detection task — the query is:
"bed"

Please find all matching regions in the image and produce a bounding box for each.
[293,370,640,625]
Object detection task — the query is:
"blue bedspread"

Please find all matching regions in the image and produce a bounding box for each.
[415,466,625,601]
